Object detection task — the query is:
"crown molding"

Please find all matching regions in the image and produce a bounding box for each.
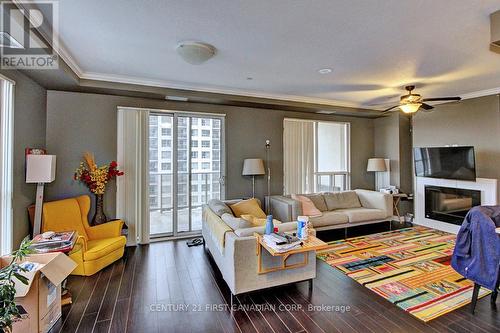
[460,87,500,100]
[79,71,365,109]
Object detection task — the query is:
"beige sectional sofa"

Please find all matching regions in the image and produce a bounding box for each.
[270,189,393,232]
[202,199,316,297]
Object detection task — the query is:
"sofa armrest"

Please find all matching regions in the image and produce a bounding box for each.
[269,196,302,222]
[354,189,392,218]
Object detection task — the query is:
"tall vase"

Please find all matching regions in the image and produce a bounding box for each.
[92,194,108,225]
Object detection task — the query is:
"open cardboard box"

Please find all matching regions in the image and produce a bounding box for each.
[0,252,77,333]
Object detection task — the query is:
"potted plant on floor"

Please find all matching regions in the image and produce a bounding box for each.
[0,238,33,333]
[74,152,124,225]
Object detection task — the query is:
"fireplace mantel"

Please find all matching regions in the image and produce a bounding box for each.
[414,177,498,234]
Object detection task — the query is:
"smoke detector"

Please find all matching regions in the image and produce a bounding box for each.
[176,41,216,65]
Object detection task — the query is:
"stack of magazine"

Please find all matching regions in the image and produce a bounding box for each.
[263,232,302,253]
[31,231,77,253]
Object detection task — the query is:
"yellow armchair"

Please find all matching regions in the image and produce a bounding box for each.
[42,195,127,276]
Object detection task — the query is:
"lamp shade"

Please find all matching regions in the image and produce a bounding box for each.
[367,158,387,172]
[26,155,56,183]
[242,158,265,176]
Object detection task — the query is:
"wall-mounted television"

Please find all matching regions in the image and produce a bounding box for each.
[414,146,476,181]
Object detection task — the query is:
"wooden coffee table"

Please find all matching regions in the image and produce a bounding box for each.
[254,233,329,275]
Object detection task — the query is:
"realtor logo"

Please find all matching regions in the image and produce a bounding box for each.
[0,1,59,69]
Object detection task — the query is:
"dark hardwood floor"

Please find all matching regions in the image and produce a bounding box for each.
[51,223,500,333]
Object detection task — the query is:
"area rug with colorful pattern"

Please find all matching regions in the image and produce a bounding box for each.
[317,226,490,322]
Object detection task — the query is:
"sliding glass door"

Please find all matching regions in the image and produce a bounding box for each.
[148,113,225,238]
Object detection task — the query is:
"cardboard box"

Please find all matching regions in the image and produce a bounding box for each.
[0,252,77,333]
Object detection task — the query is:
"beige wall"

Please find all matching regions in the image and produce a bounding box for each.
[0,70,47,247]
[45,90,375,218]
[413,95,500,181]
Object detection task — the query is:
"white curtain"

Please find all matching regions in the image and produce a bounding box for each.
[283,119,315,195]
[0,78,14,255]
[116,107,150,245]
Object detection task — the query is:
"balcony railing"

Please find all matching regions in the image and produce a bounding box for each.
[149,171,222,235]
[314,172,350,192]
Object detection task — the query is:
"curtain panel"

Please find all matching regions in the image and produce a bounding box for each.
[116,107,150,245]
[283,119,315,195]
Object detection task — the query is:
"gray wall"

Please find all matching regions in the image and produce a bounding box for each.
[413,95,500,181]
[46,90,375,217]
[0,70,47,247]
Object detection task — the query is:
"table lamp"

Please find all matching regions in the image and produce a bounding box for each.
[367,158,388,191]
[242,158,265,198]
[26,154,56,236]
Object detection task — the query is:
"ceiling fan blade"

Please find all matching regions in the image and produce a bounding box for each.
[420,103,434,110]
[422,97,461,102]
[383,105,400,112]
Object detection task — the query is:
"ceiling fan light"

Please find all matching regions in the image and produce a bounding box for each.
[399,103,421,114]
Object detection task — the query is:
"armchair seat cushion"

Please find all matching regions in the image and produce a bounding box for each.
[84,236,127,261]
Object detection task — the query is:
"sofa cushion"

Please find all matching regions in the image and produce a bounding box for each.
[309,211,349,228]
[208,199,233,217]
[324,191,362,210]
[230,198,266,218]
[221,213,253,230]
[335,208,387,223]
[291,195,322,217]
[303,194,328,212]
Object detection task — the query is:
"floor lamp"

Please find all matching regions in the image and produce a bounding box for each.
[242,158,265,198]
[26,154,56,236]
[367,158,388,191]
[265,140,271,214]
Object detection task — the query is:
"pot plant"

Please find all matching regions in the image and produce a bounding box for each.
[74,152,124,225]
[0,237,33,332]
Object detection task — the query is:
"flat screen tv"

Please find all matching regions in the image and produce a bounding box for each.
[414,146,476,181]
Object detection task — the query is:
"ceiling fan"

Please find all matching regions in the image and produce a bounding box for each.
[382,85,461,114]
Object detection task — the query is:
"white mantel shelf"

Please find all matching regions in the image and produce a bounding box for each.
[414,177,498,234]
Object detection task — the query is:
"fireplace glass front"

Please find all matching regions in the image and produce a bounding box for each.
[425,185,481,225]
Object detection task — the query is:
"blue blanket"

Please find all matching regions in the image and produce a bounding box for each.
[451,206,500,290]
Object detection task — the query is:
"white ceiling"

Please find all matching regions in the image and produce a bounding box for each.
[56,0,500,109]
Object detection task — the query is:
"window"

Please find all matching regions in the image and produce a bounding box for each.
[191,140,199,148]
[213,129,220,139]
[191,129,198,136]
[150,161,158,172]
[161,151,171,159]
[161,139,171,148]
[283,119,350,194]
[212,140,220,149]
[191,162,198,170]
[212,150,220,160]
[202,119,210,126]
[161,163,171,171]
[202,162,210,170]
[191,151,198,159]
[201,130,210,137]
[201,140,210,148]
[161,128,171,136]
[201,151,210,159]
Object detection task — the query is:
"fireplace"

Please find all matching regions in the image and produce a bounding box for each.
[425,185,481,225]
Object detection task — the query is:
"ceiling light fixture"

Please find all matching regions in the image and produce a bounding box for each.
[316,110,336,114]
[399,102,422,114]
[176,41,217,65]
[318,68,332,74]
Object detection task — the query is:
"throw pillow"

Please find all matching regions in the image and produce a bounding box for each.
[221,213,253,230]
[208,199,233,217]
[229,198,266,218]
[303,194,328,212]
[323,191,362,210]
[291,194,322,217]
[240,214,281,227]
